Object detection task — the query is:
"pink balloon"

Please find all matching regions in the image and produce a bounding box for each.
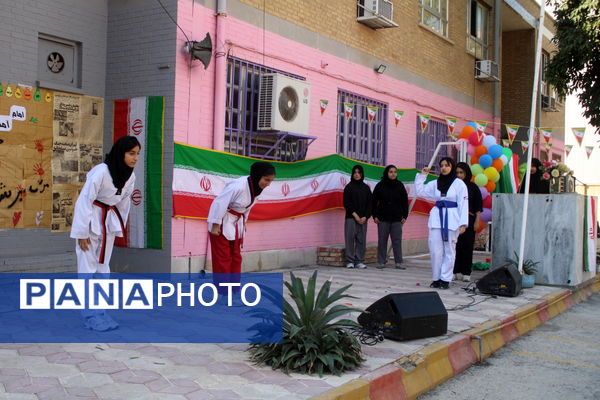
[479,186,489,199]
[467,144,475,156]
[455,138,468,151]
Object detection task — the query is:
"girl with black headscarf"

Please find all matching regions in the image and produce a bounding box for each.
[414,157,469,289]
[372,165,409,269]
[453,162,483,282]
[207,161,276,276]
[71,135,141,331]
[343,165,372,269]
[519,158,550,194]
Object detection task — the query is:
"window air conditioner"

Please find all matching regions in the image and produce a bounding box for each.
[475,60,500,82]
[357,0,398,29]
[258,74,311,135]
[541,94,557,111]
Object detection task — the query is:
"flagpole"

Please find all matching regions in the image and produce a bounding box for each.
[517,1,545,274]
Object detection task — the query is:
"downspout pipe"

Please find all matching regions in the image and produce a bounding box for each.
[493,0,501,136]
[212,0,227,151]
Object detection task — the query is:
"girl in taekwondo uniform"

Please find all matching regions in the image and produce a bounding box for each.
[70,135,140,331]
[207,162,276,277]
[415,157,469,290]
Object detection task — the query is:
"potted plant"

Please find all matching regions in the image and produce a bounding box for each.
[247,271,364,376]
[505,252,540,288]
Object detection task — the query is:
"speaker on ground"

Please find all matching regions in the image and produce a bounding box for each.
[357,292,447,341]
[476,264,522,297]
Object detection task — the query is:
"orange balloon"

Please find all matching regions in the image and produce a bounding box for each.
[460,125,475,139]
[471,156,480,165]
[485,180,496,193]
[492,158,504,171]
[475,145,488,157]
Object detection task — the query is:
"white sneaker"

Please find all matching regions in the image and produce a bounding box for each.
[453,273,462,281]
[463,275,471,282]
[356,263,367,269]
[346,263,355,269]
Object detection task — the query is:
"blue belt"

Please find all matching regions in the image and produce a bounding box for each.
[435,200,458,242]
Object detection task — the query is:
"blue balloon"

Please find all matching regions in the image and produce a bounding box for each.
[488,144,503,159]
[479,154,493,168]
[466,122,477,129]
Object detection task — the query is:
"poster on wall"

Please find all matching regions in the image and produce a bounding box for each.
[0,84,53,229]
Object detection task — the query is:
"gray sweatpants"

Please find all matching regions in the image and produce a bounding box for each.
[344,218,368,263]
[377,221,403,264]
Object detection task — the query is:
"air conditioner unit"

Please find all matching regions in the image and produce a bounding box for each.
[475,60,500,82]
[258,74,311,135]
[357,0,399,29]
[541,94,557,111]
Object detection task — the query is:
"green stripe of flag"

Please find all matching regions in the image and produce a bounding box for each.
[174,142,430,182]
[146,96,164,249]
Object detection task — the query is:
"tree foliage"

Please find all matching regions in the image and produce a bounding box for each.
[545,0,600,132]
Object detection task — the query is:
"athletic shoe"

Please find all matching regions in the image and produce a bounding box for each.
[395,263,406,270]
[346,263,355,269]
[429,280,441,288]
[453,273,462,281]
[462,275,471,282]
[355,263,367,269]
[439,281,450,289]
[84,315,113,332]
[376,264,385,269]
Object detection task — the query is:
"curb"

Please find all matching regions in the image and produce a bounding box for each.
[311,276,600,400]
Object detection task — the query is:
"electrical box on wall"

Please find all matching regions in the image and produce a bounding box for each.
[37,34,82,90]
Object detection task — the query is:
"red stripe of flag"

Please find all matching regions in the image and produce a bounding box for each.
[113,99,130,143]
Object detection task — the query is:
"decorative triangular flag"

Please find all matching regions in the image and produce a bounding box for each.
[367,106,378,123]
[319,100,329,115]
[572,127,585,145]
[502,139,509,147]
[475,121,488,140]
[521,141,529,153]
[544,141,553,150]
[585,146,594,158]
[418,113,431,134]
[393,110,404,127]
[445,116,457,138]
[505,124,519,145]
[565,144,573,157]
[539,127,553,144]
[343,103,355,120]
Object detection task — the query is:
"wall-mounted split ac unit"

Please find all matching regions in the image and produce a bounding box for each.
[541,94,557,111]
[258,74,311,135]
[356,0,398,29]
[475,60,500,82]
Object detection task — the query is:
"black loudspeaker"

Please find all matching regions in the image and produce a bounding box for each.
[357,292,448,341]
[476,264,522,297]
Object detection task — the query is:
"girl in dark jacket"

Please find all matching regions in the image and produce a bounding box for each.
[372,165,409,269]
[343,165,372,269]
[453,162,483,282]
[519,158,549,194]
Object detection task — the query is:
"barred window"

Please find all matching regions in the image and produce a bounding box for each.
[336,90,387,165]
[415,118,456,170]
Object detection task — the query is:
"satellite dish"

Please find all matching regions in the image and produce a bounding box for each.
[278,86,299,122]
[189,33,212,69]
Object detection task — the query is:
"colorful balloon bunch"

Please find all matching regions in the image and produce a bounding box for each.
[456,122,512,233]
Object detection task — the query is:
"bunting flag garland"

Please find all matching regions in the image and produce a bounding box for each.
[565,144,573,157]
[418,113,431,134]
[367,106,378,123]
[393,110,404,127]
[585,146,594,159]
[319,100,329,115]
[172,143,435,221]
[475,121,488,140]
[343,103,355,120]
[539,127,553,144]
[445,116,457,138]
[505,124,519,145]
[521,141,529,153]
[544,142,553,150]
[502,139,509,148]
[572,127,585,145]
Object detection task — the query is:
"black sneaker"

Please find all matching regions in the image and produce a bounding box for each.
[430,280,441,288]
[439,281,450,289]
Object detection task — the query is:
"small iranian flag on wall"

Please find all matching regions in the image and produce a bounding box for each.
[113,96,164,249]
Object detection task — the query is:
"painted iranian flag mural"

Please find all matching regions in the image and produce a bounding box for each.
[173,143,434,221]
[113,96,164,249]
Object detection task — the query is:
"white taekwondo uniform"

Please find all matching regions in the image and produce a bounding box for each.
[70,163,135,273]
[415,172,469,282]
[207,176,255,241]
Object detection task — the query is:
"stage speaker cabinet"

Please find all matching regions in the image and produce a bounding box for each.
[476,264,522,297]
[357,292,447,341]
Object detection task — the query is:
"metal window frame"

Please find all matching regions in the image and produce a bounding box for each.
[336,90,387,166]
[466,0,489,59]
[224,57,315,161]
[415,118,456,170]
[420,0,448,36]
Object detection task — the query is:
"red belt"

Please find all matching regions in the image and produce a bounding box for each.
[93,200,126,264]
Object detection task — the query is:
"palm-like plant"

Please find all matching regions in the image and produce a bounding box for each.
[248,271,364,376]
[505,251,540,275]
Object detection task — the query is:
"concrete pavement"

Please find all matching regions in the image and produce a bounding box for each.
[0,256,598,400]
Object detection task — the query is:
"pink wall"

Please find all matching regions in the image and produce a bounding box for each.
[171,0,495,257]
